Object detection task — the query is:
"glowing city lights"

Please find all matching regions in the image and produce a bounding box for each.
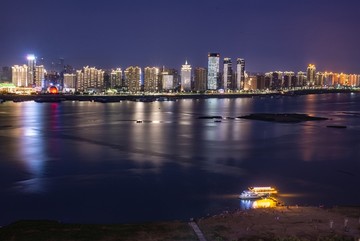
[26,54,35,61]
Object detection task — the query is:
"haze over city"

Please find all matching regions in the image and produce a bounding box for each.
[1,0,360,72]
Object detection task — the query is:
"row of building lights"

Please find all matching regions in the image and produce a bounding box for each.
[9,54,360,94]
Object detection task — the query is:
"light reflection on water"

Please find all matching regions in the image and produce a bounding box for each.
[0,94,360,225]
[16,103,47,193]
[240,198,278,209]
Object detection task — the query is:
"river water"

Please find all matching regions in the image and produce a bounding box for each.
[0,93,359,225]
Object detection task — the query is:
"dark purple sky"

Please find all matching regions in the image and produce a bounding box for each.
[1,0,360,73]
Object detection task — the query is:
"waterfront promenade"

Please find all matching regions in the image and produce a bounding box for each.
[0,88,359,103]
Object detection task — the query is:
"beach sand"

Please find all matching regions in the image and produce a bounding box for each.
[198,206,360,240]
[0,206,359,241]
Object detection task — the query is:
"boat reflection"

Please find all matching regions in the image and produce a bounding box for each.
[240,198,278,210]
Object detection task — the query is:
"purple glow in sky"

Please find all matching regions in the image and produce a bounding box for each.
[1,0,360,72]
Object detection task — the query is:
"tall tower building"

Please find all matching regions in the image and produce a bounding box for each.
[124,66,141,93]
[297,71,306,87]
[12,65,28,87]
[207,53,220,90]
[264,72,272,89]
[63,73,76,91]
[283,71,294,89]
[315,72,324,86]
[76,66,104,92]
[306,64,316,86]
[110,68,122,88]
[236,58,245,90]
[271,71,283,90]
[194,67,207,92]
[256,74,266,90]
[76,70,84,91]
[27,54,36,87]
[181,61,192,92]
[144,67,159,92]
[161,71,174,91]
[223,58,233,91]
[35,65,46,88]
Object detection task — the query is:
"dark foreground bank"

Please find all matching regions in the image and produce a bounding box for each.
[1,206,359,241]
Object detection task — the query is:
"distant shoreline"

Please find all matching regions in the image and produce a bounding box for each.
[0,88,359,103]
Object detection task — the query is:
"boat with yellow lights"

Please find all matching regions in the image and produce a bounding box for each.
[239,186,278,200]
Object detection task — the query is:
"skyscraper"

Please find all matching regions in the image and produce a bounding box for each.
[207,53,220,90]
[297,71,306,87]
[110,68,122,88]
[77,66,104,92]
[236,58,245,90]
[27,54,36,87]
[181,61,192,92]
[283,71,295,89]
[63,73,76,90]
[223,58,233,91]
[256,74,266,90]
[76,70,83,91]
[315,72,324,86]
[35,65,46,88]
[161,71,174,91]
[12,65,28,87]
[124,66,141,93]
[144,67,159,92]
[194,67,207,92]
[306,64,316,86]
[271,71,282,90]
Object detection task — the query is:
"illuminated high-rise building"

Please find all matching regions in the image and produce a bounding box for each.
[283,71,295,88]
[271,71,282,90]
[76,70,83,91]
[315,72,324,86]
[297,71,306,87]
[194,67,207,92]
[236,58,245,90]
[256,74,266,90]
[35,65,46,88]
[244,75,256,90]
[306,64,316,86]
[110,68,122,88]
[264,72,272,89]
[144,67,159,92]
[76,66,104,92]
[339,73,348,86]
[223,58,233,91]
[12,65,28,87]
[207,53,220,90]
[63,73,76,90]
[27,54,36,87]
[323,72,332,86]
[181,61,192,92]
[348,74,359,87]
[124,66,141,93]
[161,71,174,91]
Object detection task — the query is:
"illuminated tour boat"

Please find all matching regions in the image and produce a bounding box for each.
[239,186,278,200]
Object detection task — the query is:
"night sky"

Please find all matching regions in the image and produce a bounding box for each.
[1,0,360,73]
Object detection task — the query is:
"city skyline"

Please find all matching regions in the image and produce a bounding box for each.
[1,0,360,73]
[7,56,360,93]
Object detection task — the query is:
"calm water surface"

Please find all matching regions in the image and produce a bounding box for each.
[0,93,359,225]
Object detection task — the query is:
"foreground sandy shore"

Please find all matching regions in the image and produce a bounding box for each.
[199,206,360,240]
[0,206,359,241]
